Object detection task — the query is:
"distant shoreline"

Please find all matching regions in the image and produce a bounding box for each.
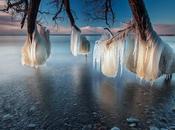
[0,34,101,36]
[0,34,174,36]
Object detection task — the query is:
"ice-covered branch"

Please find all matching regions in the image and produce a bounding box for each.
[106,20,135,45]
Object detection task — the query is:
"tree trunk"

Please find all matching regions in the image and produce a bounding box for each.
[127,0,175,80]
[27,0,41,41]
[63,0,80,31]
[128,0,154,41]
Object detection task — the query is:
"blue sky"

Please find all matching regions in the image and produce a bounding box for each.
[0,0,175,34]
[39,0,175,27]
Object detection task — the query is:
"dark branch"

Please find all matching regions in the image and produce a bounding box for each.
[52,0,64,20]
[63,0,80,31]
[20,0,28,29]
[84,0,115,27]
[128,0,153,41]
[27,0,41,41]
[104,27,114,36]
[0,0,24,12]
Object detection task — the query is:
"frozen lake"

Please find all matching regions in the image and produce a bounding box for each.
[0,35,175,130]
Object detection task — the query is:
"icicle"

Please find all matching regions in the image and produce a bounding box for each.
[133,34,138,68]
[101,39,118,77]
[93,29,128,77]
[119,39,125,76]
[93,41,101,71]
[150,80,154,86]
[78,36,90,55]
[21,24,51,68]
[93,23,175,81]
[70,26,81,56]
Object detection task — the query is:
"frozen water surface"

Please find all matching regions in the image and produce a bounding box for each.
[0,35,175,129]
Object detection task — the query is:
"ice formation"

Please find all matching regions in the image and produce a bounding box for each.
[93,29,124,77]
[93,26,175,81]
[70,26,90,56]
[21,24,51,68]
[70,26,81,56]
[79,36,90,55]
[125,31,164,80]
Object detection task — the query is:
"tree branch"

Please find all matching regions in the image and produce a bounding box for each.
[52,0,64,20]
[20,0,28,29]
[27,0,41,41]
[128,0,153,41]
[63,0,80,31]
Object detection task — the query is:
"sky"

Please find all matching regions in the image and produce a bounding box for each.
[0,0,175,34]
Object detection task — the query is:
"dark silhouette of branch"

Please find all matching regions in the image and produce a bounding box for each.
[6,0,24,11]
[109,0,115,24]
[0,0,28,29]
[104,27,114,36]
[0,0,24,12]
[52,0,64,20]
[27,0,41,41]
[128,0,153,41]
[63,0,80,31]
[84,0,115,27]
[20,0,28,29]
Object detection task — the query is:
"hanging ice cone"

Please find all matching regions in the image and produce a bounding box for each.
[122,31,165,80]
[93,40,102,71]
[78,36,90,55]
[94,22,175,81]
[21,24,51,68]
[93,30,111,72]
[93,29,124,77]
[123,33,138,73]
[101,39,119,77]
[70,26,81,56]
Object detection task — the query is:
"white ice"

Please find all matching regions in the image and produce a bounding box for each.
[70,26,81,56]
[21,24,51,68]
[93,28,175,81]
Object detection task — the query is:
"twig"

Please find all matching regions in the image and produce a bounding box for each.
[52,0,64,20]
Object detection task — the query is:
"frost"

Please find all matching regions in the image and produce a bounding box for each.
[21,24,51,68]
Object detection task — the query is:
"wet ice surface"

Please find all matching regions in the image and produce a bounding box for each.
[0,36,175,130]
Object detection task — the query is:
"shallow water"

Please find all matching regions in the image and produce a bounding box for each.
[0,35,175,130]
